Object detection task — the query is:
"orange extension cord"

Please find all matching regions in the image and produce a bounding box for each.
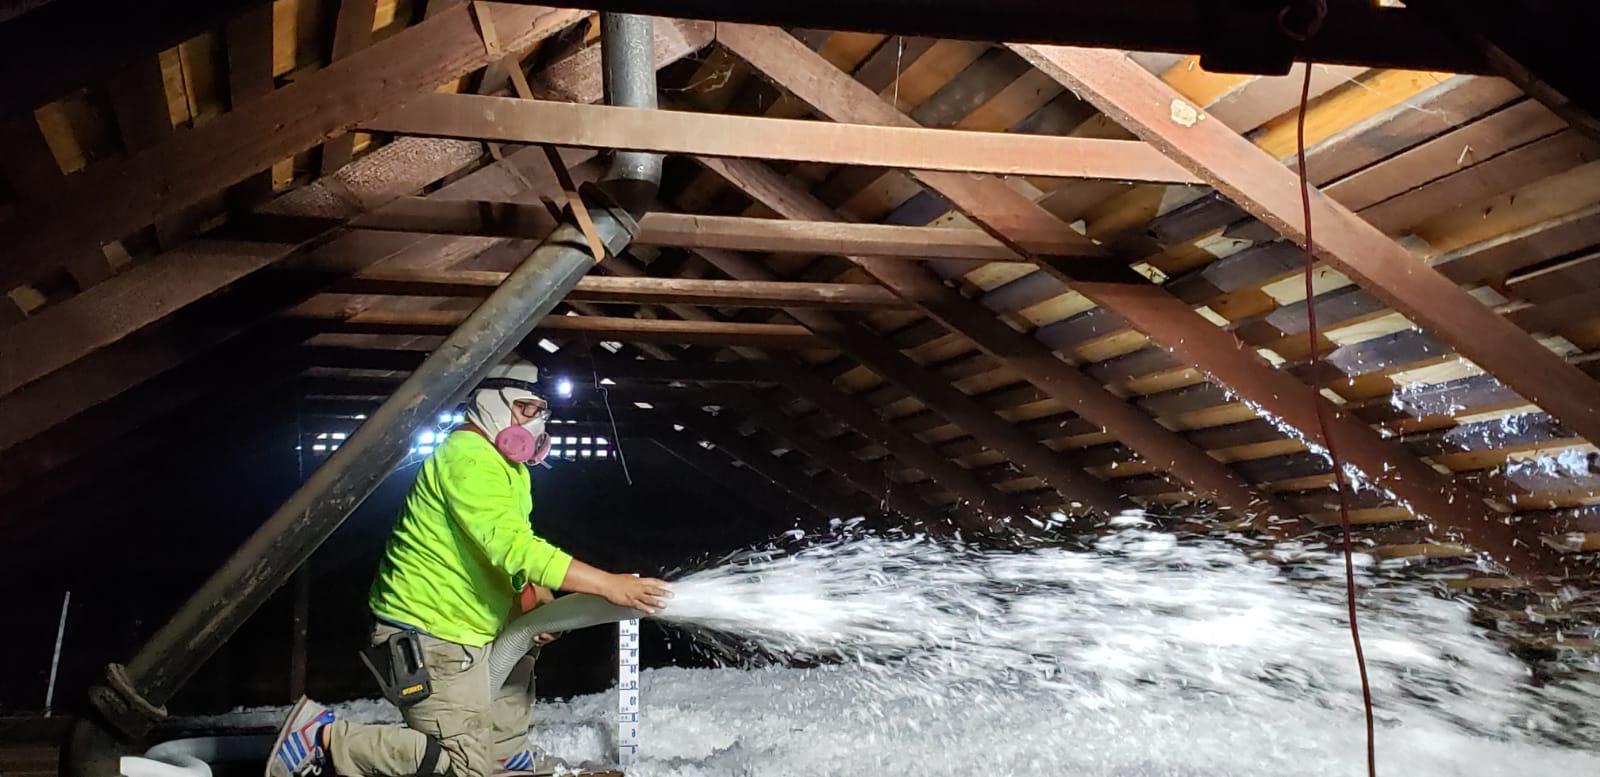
[1281,1,1376,774]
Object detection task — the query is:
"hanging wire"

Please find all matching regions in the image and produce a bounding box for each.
[597,365,635,486]
[1281,2,1375,776]
[579,328,635,485]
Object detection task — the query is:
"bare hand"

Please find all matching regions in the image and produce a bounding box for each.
[602,574,671,614]
[532,631,563,646]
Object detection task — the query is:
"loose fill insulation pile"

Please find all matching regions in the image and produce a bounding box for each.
[191,518,1600,777]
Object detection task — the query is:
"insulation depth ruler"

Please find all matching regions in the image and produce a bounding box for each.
[618,617,641,768]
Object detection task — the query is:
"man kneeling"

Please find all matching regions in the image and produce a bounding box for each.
[267,358,669,777]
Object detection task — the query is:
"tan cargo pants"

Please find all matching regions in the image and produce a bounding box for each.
[324,625,544,777]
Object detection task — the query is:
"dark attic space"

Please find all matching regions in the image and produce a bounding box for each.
[3,1,1600,777]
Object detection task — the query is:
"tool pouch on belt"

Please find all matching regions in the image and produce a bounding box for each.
[358,630,433,708]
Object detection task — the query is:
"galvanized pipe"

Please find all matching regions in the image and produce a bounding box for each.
[599,13,662,213]
[65,15,661,777]
[63,217,633,777]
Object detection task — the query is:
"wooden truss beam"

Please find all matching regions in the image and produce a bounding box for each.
[776,364,1022,521]
[0,21,712,412]
[0,2,590,292]
[590,251,1017,526]
[300,347,785,384]
[698,156,1291,524]
[297,309,826,348]
[721,394,946,525]
[715,24,1553,576]
[1011,44,1600,452]
[222,0,278,208]
[471,0,1483,73]
[318,0,381,174]
[0,0,259,115]
[686,245,1130,515]
[0,140,482,400]
[362,94,1199,187]
[354,202,1042,261]
[335,270,909,309]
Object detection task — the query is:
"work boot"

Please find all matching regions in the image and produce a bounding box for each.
[266,696,336,777]
[494,736,566,776]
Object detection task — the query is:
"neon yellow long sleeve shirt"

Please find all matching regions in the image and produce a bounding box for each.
[368,429,573,646]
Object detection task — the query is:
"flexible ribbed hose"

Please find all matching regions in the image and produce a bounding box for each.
[488,593,644,687]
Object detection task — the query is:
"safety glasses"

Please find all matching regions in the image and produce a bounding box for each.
[513,396,551,422]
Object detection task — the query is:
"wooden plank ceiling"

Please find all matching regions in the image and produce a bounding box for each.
[4,1,1600,630]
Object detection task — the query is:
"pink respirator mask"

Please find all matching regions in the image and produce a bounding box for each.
[494,425,551,465]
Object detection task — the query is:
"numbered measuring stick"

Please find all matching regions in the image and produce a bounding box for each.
[617,617,641,768]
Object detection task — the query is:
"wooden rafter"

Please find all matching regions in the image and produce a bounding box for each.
[0,139,484,400]
[354,202,1045,261]
[593,249,1021,525]
[105,52,193,253]
[222,0,277,209]
[318,0,381,174]
[301,347,785,384]
[1012,44,1600,450]
[335,269,912,309]
[776,364,1020,520]
[592,251,1021,526]
[362,94,1200,186]
[684,244,1131,515]
[415,0,1488,73]
[712,24,1560,576]
[0,22,713,427]
[720,393,946,525]
[298,309,827,348]
[696,155,1293,523]
[0,2,590,292]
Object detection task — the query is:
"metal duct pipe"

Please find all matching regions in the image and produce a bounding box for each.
[599,13,661,213]
[65,16,663,777]
[64,215,634,777]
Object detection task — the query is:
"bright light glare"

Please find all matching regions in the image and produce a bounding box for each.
[557,377,574,397]
[538,338,561,353]
[418,431,436,445]
[418,445,435,455]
